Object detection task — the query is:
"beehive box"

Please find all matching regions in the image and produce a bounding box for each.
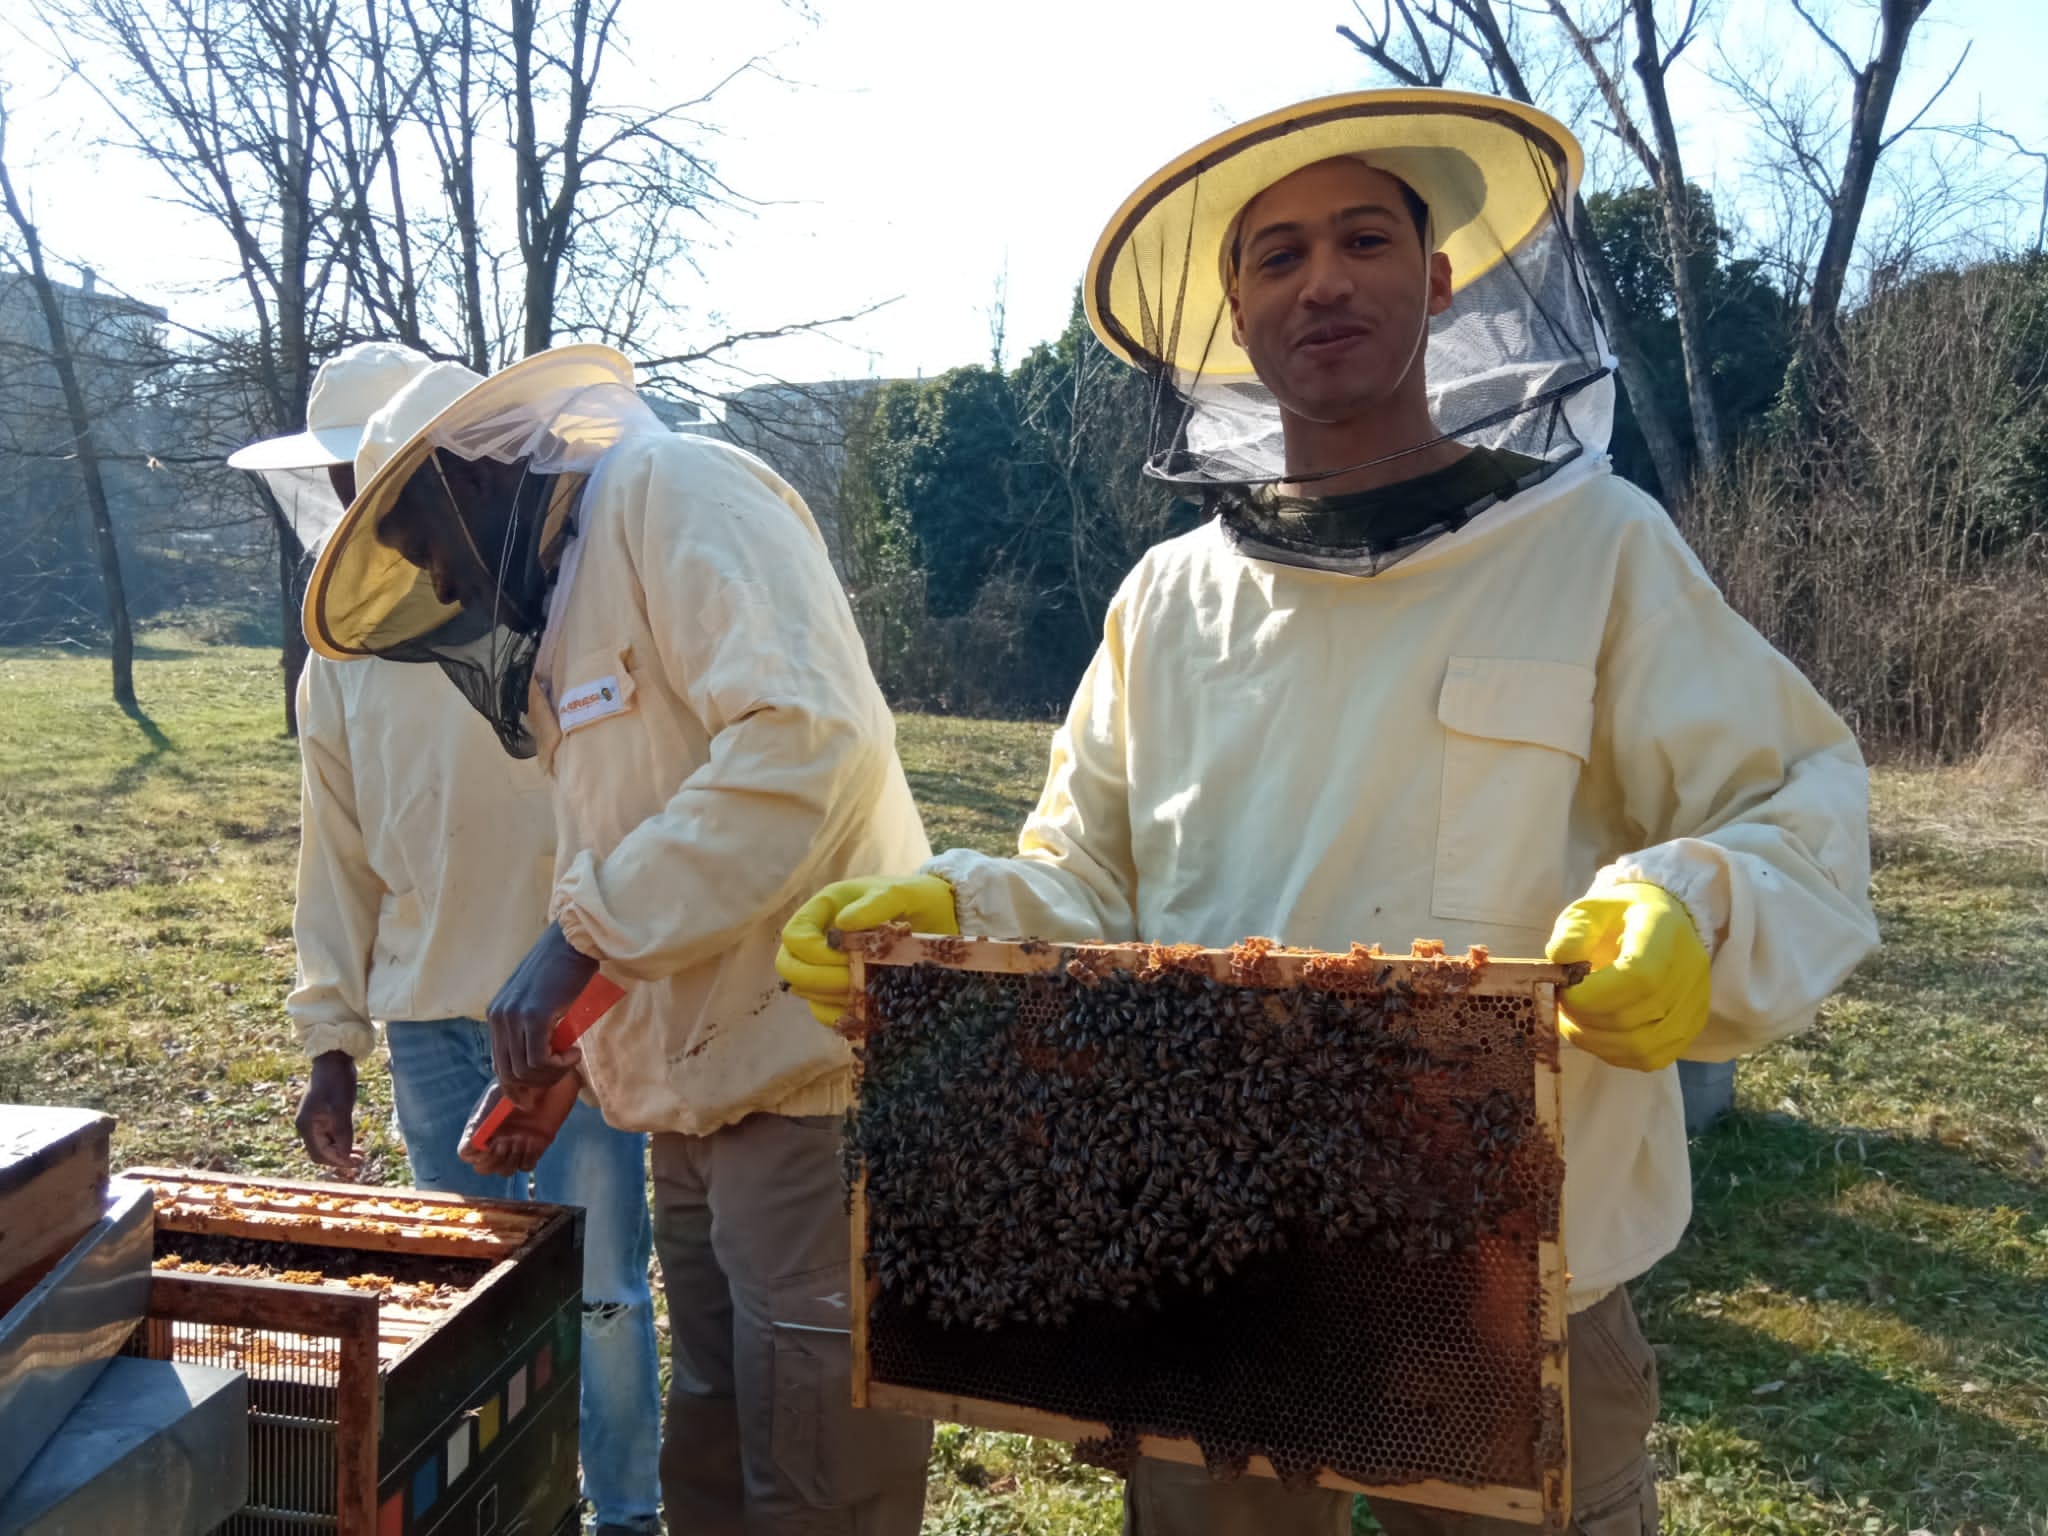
[0,1105,114,1309]
[843,935,1574,1529]
[121,1169,583,1536]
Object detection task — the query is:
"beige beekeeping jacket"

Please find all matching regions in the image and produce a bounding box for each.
[532,432,929,1136]
[926,458,1879,1309]
[288,655,556,1060]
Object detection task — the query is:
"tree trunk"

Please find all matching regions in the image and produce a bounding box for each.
[1797,0,1929,420]
[1630,0,1724,474]
[274,0,317,734]
[453,0,490,370]
[511,0,551,356]
[1455,0,1693,501]
[1574,205,1690,502]
[510,0,594,358]
[0,107,137,710]
[245,475,310,733]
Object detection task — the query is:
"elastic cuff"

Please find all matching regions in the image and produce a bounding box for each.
[921,852,994,937]
[548,849,607,961]
[1591,842,1725,955]
[299,1019,377,1061]
[554,905,605,961]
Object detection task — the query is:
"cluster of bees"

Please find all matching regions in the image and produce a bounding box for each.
[851,960,1537,1333]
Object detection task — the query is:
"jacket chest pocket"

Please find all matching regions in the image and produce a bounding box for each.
[1431,657,1596,931]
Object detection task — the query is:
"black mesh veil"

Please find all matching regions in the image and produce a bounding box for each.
[1085,94,1616,548]
[393,608,543,759]
[344,459,578,759]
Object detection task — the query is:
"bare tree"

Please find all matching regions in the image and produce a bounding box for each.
[393,0,495,368]
[1542,0,1725,474]
[320,0,435,351]
[0,88,138,710]
[1681,257,2048,756]
[36,0,361,731]
[1341,0,1694,500]
[1011,326,1173,643]
[505,0,753,358]
[1718,0,1943,420]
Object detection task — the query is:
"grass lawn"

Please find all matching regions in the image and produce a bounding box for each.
[2,642,2043,1536]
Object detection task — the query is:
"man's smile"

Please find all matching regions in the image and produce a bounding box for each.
[1293,319,1372,358]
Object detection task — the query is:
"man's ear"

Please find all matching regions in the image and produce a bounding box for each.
[1427,251,1454,317]
[1227,285,1247,348]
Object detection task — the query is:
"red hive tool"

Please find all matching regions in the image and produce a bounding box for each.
[464,976,625,1153]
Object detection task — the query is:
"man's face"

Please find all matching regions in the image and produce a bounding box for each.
[375,451,522,616]
[1226,160,1454,426]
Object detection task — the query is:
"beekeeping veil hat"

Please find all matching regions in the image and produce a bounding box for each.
[229,341,436,471]
[302,343,664,756]
[1085,89,1613,490]
[227,341,438,551]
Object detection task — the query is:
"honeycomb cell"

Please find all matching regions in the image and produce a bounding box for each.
[851,943,1567,1513]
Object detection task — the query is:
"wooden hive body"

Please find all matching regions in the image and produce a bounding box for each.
[123,1169,583,1536]
[845,935,1573,1530]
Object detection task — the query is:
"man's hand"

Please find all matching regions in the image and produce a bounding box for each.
[775,874,959,1025]
[459,1074,582,1178]
[488,921,599,1108]
[1546,880,1711,1072]
[296,1050,362,1176]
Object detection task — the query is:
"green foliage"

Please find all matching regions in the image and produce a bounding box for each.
[1850,253,2048,561]
[1586,185,1795,489]
[888,366,1026,620]
[839,292,1186,717]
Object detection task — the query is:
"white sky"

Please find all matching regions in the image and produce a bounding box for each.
[6,0,2045,390]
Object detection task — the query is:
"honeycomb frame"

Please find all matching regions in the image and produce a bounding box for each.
[844,933,1573,1530]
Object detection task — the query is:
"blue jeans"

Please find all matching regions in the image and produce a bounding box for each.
[387,1019,662,1534]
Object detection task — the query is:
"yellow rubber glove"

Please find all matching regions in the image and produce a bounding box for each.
[1545,881,1710,1072]
[776,874,960,1026]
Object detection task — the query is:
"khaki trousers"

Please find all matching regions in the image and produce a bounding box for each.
[651,1113,931,1535]
[1123,1286,1660,1536]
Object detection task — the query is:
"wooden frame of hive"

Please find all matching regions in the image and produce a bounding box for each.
[844,935,1573,1530]
[121,1168,584,1536]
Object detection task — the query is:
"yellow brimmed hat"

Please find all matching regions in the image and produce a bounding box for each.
[1085,89,1584,381]
[303,344,634,661]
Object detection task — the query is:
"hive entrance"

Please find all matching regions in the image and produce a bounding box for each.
[845,936,1572,1529]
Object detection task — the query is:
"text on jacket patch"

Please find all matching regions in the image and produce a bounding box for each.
[559,674,626,732]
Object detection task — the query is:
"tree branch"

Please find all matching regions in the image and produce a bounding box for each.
[1788,0,1861,80]
[1881,40,1968,150]
[1544,0,1661,180]
[630,298,900,374]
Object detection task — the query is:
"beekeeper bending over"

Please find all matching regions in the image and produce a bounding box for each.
[237,343,662,1536]
[302,346,933,1536]
[779,90,1878,1536]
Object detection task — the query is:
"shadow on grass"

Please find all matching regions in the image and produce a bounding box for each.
[1649,1308,2045,1528]
[1637,1111,2048,1525]
[1871,825,2048,893]
[120,699,174,750]
[1678,1109,2044,1257]
[905,769,1040,830]
[107,703,176,795]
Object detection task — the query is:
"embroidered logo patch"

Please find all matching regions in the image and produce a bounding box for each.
[559,674,626,731]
